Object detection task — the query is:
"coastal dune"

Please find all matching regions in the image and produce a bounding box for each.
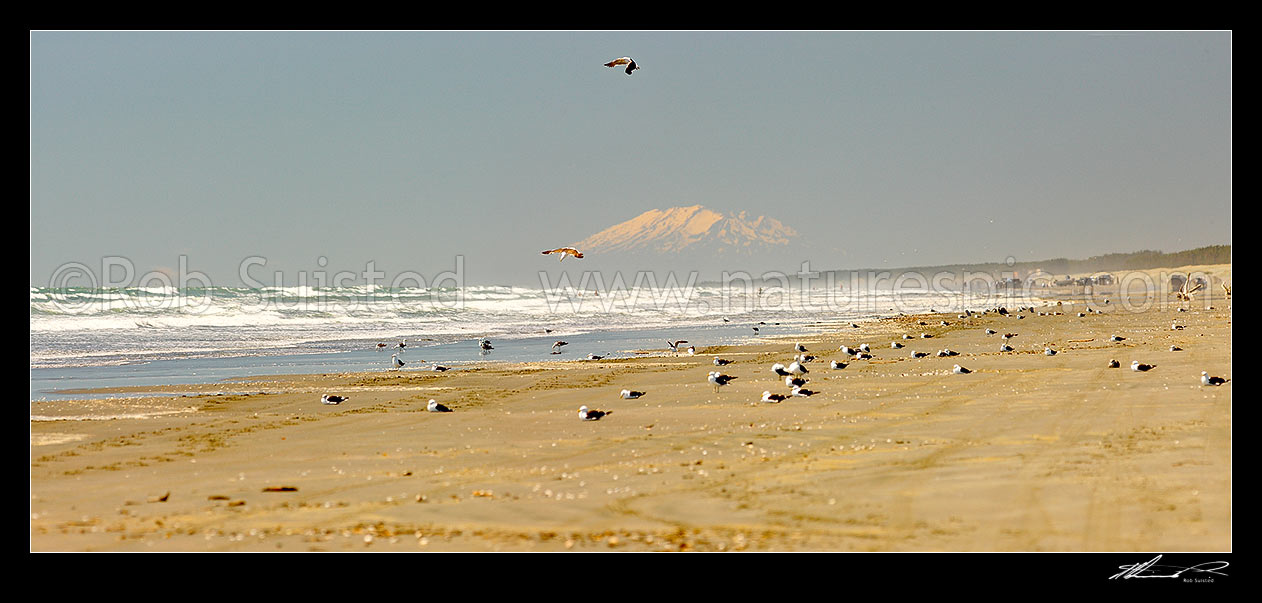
[30,288,1231,551]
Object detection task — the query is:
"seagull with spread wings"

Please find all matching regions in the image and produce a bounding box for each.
[541,247,584,262]
[604,56,639,75]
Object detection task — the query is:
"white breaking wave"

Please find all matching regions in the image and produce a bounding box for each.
[31,284,991,369]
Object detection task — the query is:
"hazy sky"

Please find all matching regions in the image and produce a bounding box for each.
[30,31,1232,287]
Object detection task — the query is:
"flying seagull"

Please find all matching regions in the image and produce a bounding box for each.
[667,340,689,354]
[552,341,569,354]
[1175,272,1205,302]
[541,247,584,262]
[604,56,639,75]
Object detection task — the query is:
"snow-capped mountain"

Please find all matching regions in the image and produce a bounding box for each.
[574,205,798,256]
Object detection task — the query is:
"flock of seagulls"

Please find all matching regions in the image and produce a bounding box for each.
[328,150,1226,418]
[325,301,1229,418]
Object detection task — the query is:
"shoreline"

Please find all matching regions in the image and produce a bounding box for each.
[30,291,1231,551]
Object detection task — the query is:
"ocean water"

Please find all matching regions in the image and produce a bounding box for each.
[30,284,992,401]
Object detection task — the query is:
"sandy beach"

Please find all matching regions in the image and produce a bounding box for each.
[30,275,1232,552]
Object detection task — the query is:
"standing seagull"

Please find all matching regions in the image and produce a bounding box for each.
[785,375,808,388]
[480,339,494,351]
[708,371,736,393]
[541,247,584,262]
[1201,371,1228,386]
[427,399,453,413]
[391,353,405,370]
[604,56,640,75]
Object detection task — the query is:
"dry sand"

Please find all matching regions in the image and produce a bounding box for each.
[30,281,1231,552]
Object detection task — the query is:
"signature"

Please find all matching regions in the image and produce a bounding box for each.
[1109,555,1229,580]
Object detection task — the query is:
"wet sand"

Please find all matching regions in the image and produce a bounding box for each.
[30,286,1231,552]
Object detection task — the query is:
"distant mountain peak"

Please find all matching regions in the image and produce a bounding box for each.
[575,205,798,256]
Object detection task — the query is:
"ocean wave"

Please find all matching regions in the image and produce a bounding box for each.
[29,285,983,369]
